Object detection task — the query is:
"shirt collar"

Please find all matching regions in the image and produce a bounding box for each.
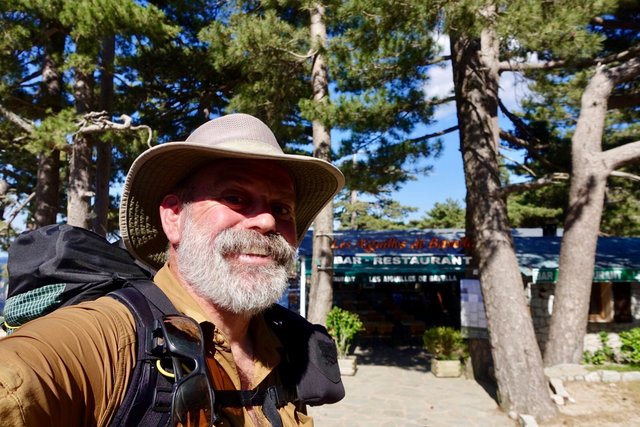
[153,263,283,383]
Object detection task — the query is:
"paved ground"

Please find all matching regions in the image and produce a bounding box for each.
[308,344,516,427]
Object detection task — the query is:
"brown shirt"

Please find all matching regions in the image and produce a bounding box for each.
[0,264,312,427]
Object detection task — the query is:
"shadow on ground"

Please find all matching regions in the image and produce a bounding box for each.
[353,343,431,371]
[352,343,500,402]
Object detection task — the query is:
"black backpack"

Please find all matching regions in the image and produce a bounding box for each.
[4,224,344,426]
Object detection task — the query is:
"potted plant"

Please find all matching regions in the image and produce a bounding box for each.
[422,326,468,377]
[326,306,364,376]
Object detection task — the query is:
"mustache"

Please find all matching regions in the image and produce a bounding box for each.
[213,229,296,267]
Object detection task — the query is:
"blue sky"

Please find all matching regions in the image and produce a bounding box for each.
[338,34,531,222]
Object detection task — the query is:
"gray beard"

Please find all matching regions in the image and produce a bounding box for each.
[176,211,296,315]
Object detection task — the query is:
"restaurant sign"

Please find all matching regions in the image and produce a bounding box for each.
[332,235,472,253]
[532,267,640,283]
[333,272,462,285]
[332,253,472,272]
[300,230,473,285]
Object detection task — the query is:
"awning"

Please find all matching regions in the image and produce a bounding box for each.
[298,230,640,285]
[530,267,640,283]
[513,235,640,283]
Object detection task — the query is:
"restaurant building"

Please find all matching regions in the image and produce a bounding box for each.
[297,229,640,351]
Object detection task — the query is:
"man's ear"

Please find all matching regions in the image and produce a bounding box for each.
[159,194,183,245]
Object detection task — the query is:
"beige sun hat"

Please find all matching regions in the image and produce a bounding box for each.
[119,113,345,269]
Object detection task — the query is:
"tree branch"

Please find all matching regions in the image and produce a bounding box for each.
[4,192,35,227]
[278,47,316,61]
[608,92,640,110]
[0,103,35,133]
[428,95,455,107]
[498,44,640,73]
[499,130,539,150]
[499,130,559,171]
[603,139,640,171]
[604,55,640,85]
[499,173,569,196]
[410,125,458,143]
[500,151,538,177]
[610,170,640,182]
[424,55,451,66]
[75,111,153,147]
[498,100,548,150]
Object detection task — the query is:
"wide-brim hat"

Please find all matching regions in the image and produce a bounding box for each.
[119,113,345,269]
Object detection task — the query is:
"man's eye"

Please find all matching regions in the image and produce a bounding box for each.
[272,204,293,219]
[220,195,247,208]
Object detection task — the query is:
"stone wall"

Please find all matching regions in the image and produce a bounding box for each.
[528,282,640,355]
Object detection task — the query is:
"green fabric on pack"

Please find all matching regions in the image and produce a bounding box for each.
[4,283,66,331]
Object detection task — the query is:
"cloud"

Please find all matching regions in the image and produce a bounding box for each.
[424,34,456,121]
[499,71,533,112]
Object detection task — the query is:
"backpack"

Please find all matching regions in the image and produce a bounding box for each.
[3,224,344,426]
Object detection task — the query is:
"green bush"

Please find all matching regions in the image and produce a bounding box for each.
[326,306,364,358]
[422,326,467,361]
[620,328,640,365]
[583,332,616,365]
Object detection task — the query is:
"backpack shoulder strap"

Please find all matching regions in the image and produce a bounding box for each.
[264,304,345,406]
[107,280,179,427]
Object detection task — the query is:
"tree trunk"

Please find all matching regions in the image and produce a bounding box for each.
[93,35,115,236]
[34,30,64,228]
[67,67,94,228]
[450,18,557,421]
[35,150,61,226]
[545,59,640,365]
[307,2,335,325]
[349,153,358,228]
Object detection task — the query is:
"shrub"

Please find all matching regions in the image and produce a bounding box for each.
[620,328,640,365]
[583,331,616,365]
[326,306,364,358]
[422,326,467,361]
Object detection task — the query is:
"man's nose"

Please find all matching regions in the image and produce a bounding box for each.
[242,203,277,234]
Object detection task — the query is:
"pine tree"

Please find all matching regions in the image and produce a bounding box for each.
[441,0,625,418]
[0,0,177,234]
[411,198,465,229]
[495,1,640,364]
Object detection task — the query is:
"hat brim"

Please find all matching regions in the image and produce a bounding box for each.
[119,141,344,270]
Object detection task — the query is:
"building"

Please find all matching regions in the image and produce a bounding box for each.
[298,229,640,352]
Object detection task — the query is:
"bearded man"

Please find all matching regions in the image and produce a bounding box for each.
[0,114,345,426]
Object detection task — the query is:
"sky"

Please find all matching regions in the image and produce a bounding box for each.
[338,35,532,222]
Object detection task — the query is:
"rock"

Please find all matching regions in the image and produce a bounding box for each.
[585,371,601,382]
[518,414,539,427]
[549,377,571,400]
[621,371,640,382]
[601,370,622,382]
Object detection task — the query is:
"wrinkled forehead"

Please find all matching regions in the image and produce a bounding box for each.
[173,158,296,197]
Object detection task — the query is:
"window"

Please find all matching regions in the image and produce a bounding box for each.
[588,282,632,323]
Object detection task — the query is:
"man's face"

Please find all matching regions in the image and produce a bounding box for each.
[178,158,297,246]
[170,159,298,314]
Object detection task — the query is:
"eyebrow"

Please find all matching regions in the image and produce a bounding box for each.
[207,174,296,201]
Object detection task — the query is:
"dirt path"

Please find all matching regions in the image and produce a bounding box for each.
[540,381,640,426]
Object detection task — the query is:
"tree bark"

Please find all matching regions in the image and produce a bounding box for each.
[307,2,335,325]
[545,58,640,365]
[67,66,94,229]
[450,13,557,420]
[35,151,61,226]
[34,29,65,228]
[93,35,115,236]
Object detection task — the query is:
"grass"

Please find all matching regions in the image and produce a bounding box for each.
[584,363,640,372]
